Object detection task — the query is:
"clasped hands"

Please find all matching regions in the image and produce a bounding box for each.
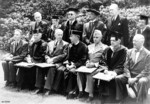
[4,54,13,61]
[66,62,76,73]
[128,77,138,86]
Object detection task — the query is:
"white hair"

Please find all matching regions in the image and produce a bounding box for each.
[134,34,145,42]
[54,29,63,35]
[109,3,119,10]
[14,29,22,35]
[34,12,42,17]
[93,30,102,37]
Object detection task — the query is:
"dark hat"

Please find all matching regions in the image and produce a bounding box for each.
[33,28,43,34]
[110,31,122,40]
[71,30,82,38]
[86,9,100,15]
[139,14,149,25]
[52,15,59,19]
[65,7,79,13]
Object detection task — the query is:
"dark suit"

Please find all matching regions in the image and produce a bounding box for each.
[61,20,83,43]
[99,45,128,103]
[125,47,150,102]
[103,15,129,47]
[42,40,69,91]
[66,41,88,93]
[29,21,48,41]
[2,40,28,84]
[142,26,150,50]
[82,19,105,45]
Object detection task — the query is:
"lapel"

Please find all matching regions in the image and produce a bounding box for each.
[53,40,63,54]
[15,40,22,52]
[111,15,121,28]
[12,41,16,54]
[136,48,145,64]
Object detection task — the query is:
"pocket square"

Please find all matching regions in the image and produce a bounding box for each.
[118,23,121,25]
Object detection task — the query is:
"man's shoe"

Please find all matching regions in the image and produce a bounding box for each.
[5,81,10,87]
[77,91,84,99]
[44,90,50,96]
[86,96,94,103]
[34,89,43,94]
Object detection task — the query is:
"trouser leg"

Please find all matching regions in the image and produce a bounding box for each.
[85,74,94,96]
[44,67,56,90]
[2,61,9,81]
[9,61,17,83]
[115,75,128,101]
[35,67,45,89]
[137,77,149,102]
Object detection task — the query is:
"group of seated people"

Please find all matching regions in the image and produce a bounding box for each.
[2,27,150,104]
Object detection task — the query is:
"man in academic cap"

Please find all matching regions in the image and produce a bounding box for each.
[47,15,61,42]
[103,3,129,48]
[61,8,83,43]
[98,32,128,104]
[82,8,105,45]
[136,15,150,50]
[65,30,88,99]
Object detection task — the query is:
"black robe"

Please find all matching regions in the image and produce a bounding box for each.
[99,45,128,103]
[66,41,88,93]
[61,20,83,43]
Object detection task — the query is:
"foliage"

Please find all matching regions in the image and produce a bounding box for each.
[0,0,150,50]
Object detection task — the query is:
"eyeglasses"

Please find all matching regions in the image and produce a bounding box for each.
[67,13,73,16]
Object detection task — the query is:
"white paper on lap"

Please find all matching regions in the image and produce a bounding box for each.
[76,66,97,73]
[93,72,114,81]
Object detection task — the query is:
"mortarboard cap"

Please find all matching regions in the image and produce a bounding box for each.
[65,7,79,14]
[33,28,43,34]
[139,14,150,25]
[110,31,122,40]
[86,9,100,15]
[52,15,59,19]
[71,30,82,38]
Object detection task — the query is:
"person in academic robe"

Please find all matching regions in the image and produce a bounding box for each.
[125,34,150,103]
[40,29,69,95]
[98,33,128,104]
[17,30,47,91]
[26,30,47,93]
[77,30,108,102]
[82,9,105,45]
[65,30,88,99]
[103,3,129,48]
[136,15,150,50]
[2,29,28,87]
[61,8,83,43]
[47,15,61,42]
[29,12,48,41]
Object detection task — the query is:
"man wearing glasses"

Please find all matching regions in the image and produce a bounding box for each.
[61,8,83,43]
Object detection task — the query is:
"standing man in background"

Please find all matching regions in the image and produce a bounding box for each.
[82,9,105,45]
[29,12,48,42]
[103,3,129,48]
[61,8,83,43]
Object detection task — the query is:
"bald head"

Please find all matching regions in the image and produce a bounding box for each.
[133,34,145,49]
[54,29,63,41]
[93,30,102,44]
